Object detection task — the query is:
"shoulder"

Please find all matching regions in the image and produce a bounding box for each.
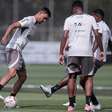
[83,14,95,21]
[65,15,74,22]
[22,16,35,21]
[84,14,94,19]
[99,21,110,31]
[22,16,36,24]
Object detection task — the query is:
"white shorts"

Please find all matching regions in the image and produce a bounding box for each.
[6,49,26,71]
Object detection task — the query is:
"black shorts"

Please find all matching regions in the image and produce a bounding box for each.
[67,56,93,76]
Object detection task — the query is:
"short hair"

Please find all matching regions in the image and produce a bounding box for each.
[92,9,104,19]
[41,7,51,18]
[72,0,84,10]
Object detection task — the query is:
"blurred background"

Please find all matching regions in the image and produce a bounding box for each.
[0,0,112,64]
[0,0,112,41]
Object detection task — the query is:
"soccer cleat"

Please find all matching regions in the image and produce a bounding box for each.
[40,85,52,97]
[84,104,95,112]
[67,106,75,112]
[92,103,101,110]
[63,101,76,107]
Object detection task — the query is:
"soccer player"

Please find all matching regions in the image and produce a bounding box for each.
[40,3,103,111]
[41,9,112,111]
[59,1,104,111]
[0,7,51,99]
[81,8,112,109]
[41,1,104,112]
[92,9,112,61]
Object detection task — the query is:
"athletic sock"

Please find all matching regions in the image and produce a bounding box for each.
[0,84,3,90]
[91,93,99,105]
[86,96,91,105]
[51,84,61,94]
[69,96,76,107]
[10,93,16,97]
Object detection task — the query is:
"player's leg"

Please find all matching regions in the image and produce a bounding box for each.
[68,74,77,108]
[9,51,27,97]
[80,74,101,110]
[0,68,16,90]
[10,69,27,97]
[40,56,69,97]
[51,76,68,93]
[85,76,93,107]
[80,76,94,111]
[67,56,81,112]
[80,75,99,105]
[51,56,69,94]
[67,74,77,112]
[0,49,18,91]
[90,59,104,109]
[81,57,94,112]
[40,75,69,97]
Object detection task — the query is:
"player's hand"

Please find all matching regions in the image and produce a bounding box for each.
[1,37,7,45]
[59,54,64,65]
[99,51,104,62]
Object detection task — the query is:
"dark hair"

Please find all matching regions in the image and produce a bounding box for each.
[92,9,104,19]
[41,7,51,18]
[72,0,83,10]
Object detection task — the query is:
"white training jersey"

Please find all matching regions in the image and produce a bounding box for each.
[64,14,98,57]
[94,20,112,62]
[6,16,36,51]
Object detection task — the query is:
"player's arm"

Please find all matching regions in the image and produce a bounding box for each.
[107,27,112,41]
[107,28,112,57]
[93,29,104,61]
[1,22,21,45]
[93,32,102,53]
[91,16,104,61]
[92,39,98,53]
[59,30,69,64]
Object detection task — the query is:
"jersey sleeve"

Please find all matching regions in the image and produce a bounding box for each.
[63,18,70,31]
[91,17,98,30]
[97,24,103,34]
[19,16,36,27]
[107,27,112,41]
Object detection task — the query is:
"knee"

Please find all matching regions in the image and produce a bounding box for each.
[22,74,27,81]
[80,76,93,85]
[69,74,77,79]
[20,74,27,82]
[17,73,27,82]
[8,69,17,78]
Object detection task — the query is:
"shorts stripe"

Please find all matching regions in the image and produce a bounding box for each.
[8,51,20,69]
[88,68,94,76]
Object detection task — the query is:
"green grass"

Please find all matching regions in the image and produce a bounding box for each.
[0,64,112,112]
[0,92,112,112]
[0,64,112,86]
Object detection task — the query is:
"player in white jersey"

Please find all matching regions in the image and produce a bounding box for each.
[40,2,104,112]
[59,1,104,112]
[92,9,112,62]
[79,9,112,110]
[0,7,51,98]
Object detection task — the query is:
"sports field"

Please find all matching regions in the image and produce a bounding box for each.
[0,64,112,112]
